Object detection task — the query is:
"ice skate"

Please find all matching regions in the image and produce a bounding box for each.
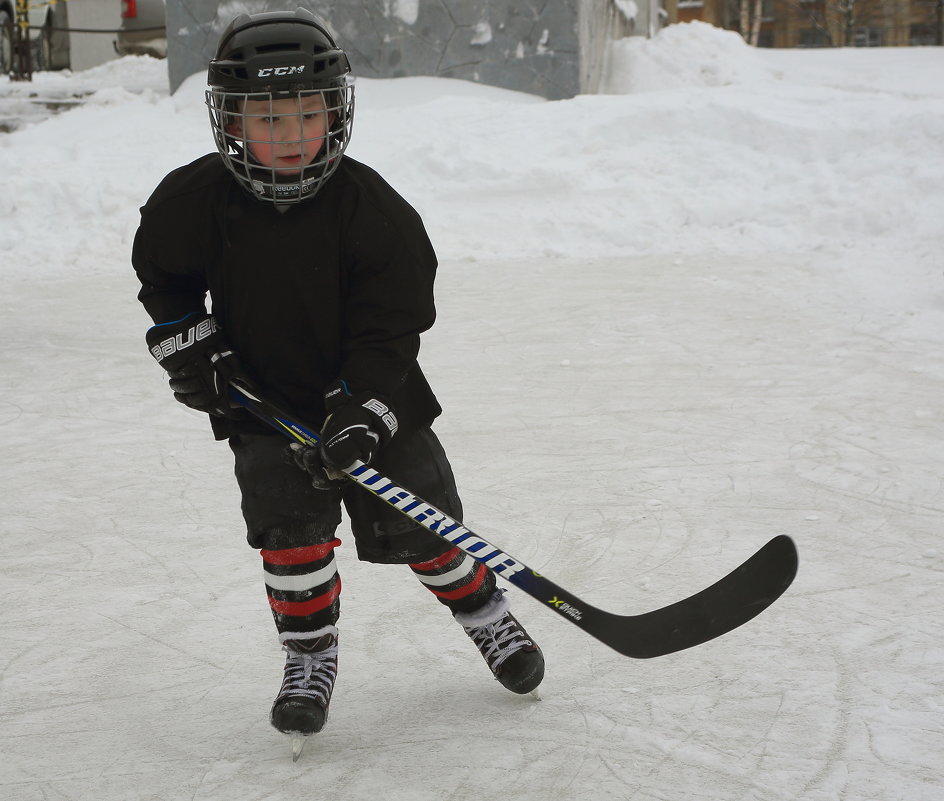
[270,626,338,760]
[455,589,544,697]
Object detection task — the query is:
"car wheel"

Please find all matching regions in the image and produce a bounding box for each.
[35,17,53,70]
[0,9,14,75]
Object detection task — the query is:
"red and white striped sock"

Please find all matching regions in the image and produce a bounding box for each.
[409,547,496,614]
[261,539,342,633]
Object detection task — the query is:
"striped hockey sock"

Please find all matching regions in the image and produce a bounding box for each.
[409,546,496,614]
[261,540,342,633]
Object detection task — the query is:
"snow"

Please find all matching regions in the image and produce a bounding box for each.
[384,0,420,26]
[1,20,943,801]
[613,0,640,24]
[470,21,493,47]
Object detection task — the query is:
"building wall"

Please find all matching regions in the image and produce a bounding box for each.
[579,0,636,93]
[677,0,723,27]
[669,0,943,48]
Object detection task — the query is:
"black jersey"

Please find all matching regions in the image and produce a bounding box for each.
[133,153,442,439]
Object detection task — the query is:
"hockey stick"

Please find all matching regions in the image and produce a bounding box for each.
[228,381,797,658]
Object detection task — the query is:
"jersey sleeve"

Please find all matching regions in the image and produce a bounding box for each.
[337,187,439,399]
[131,157,225,325]
[132,220,210,324]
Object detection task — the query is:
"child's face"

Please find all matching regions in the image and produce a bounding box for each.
[230,93,334,173]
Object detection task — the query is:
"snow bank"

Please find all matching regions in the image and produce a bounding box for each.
[0,53,169,95]
[1,26,942,292]
[601,21,781,93]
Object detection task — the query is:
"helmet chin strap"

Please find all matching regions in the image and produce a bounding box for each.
[241,145,341,202]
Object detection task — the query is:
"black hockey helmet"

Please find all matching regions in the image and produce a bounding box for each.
[205,8,355,204]
[208,8,351,92]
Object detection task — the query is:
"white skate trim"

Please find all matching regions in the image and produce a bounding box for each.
[413,554,476,587]
[264,557,338,592]
[278,625,338,645]
[453,589,511,628]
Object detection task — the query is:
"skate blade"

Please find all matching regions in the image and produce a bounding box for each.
[291,735,309,762]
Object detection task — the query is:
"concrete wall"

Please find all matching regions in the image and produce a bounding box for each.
[167,0,641,99]
[579,0,635,94]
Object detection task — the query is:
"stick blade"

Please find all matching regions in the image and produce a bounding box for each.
[588,535,798,659]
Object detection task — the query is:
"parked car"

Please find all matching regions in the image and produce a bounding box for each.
[0,4,12,74]
[1,0,70,73]
[115,0,166,58]
[1,0,137,74]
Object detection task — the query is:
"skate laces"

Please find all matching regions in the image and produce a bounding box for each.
[279,639,338,705]
[464,614,533,672]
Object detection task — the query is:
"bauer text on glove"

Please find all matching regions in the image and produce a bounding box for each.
[146,312,248,416]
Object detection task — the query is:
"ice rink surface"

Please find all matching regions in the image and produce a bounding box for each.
[1,22,942,801]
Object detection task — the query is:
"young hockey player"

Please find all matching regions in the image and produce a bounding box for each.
[133,8,544,748]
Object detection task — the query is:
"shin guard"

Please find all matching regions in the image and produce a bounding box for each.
[261,539,342,633]
[409,546,496,614]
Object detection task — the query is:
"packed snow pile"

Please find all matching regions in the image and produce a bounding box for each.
[602,21,781,93]
[7,53,168,95]
[0,23,942,290]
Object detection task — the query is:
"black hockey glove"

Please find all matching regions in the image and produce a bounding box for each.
[318,380,399,470]
[146,312,247,417]
[284,441,346,492]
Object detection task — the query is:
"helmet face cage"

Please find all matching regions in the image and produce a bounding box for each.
[206,81,354,204]
[205,10,354,204]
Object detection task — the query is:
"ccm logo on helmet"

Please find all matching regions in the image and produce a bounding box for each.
[257,66,306,77]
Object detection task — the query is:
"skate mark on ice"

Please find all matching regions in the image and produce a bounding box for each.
[96,611,226,671]
[799,640,852,799]
[0,399,24,426]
